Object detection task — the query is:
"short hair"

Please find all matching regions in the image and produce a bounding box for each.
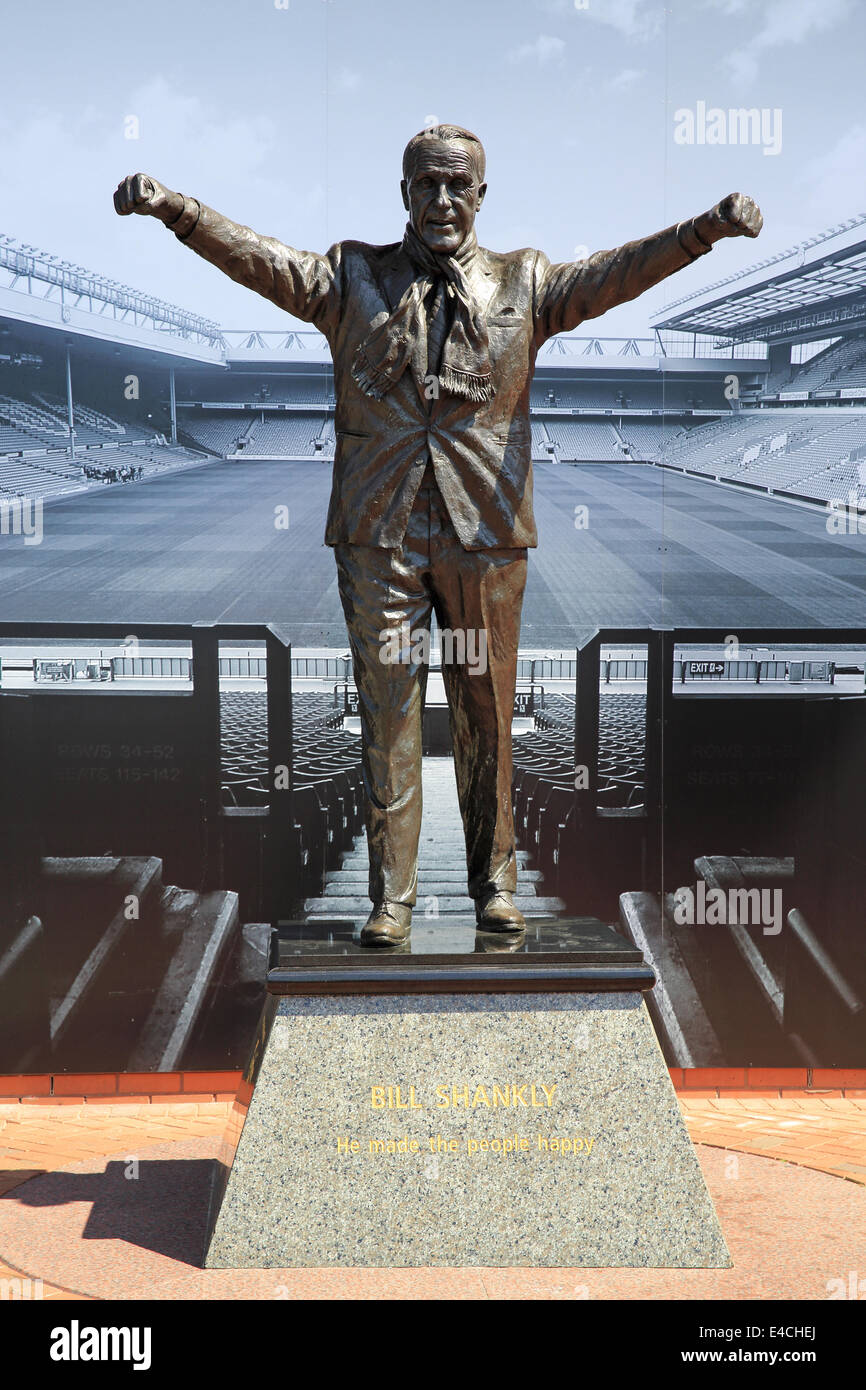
[402,124,486,183]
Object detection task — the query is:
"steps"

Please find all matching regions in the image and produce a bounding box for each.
[619,853,806,1068]
[304,757,566,925]
[0,855,239,1073]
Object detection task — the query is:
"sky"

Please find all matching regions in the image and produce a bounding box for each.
[2,0,864,337]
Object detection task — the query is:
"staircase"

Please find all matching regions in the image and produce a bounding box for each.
[0,855,238,1073]
[303,756,566,941]
[618,853,828,1068]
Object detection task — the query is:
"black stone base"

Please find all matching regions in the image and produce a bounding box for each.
[267,917,655,995]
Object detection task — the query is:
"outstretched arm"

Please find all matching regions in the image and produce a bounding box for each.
[113,174,340,334]
[534,193,762,342]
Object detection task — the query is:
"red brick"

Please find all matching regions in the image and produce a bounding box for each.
[82,1095,150,1105]
[780,1088,814,1097]
[746,1068,808,1088]
[668,1068,684,1089]
[0,1075,51,1098]
[53,1073,117,1097]
[173,1092,216,1103]
[680,1089,718,1098]
[28,1096,86,1105]
[738,1089,784,1097]
[841,1089,866,1098]
[117,1072,182,1095]
[214,1092,238,1103]
[683,1069,747,1089]
[811,1069,866,1090]
[181,1071,242,1094]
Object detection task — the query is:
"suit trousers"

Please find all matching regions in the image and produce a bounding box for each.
[334,481,528,908]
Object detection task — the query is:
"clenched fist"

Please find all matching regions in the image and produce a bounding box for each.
[696,192,763,245]
[113,174,183,224]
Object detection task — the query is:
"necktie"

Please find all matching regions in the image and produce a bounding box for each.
[426,279,448,378]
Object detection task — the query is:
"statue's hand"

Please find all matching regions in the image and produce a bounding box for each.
[113,173,182,223]
[696,192,763,244]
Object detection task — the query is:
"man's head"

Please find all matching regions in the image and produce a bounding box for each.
[401,125,487,255]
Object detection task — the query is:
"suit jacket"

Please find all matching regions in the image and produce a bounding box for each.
[175,203,710,550]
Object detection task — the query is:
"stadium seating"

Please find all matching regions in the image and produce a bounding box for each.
[244,377,333,405]
[182,413,255,455]
[0,393,69,442]
[512,690,646,896]
[0,376,200,499]
[241,414,331,457]
[530,379,726,412]
[220,690,363,898]
[544,420,625,461]
[0,454,82,499]
[33,392,128,439]
[776,335,866,395]
[655,407,866,503]
[531,420,553,460]
[618,419,689,459]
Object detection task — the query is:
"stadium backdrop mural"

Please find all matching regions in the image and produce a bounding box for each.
[1,0,865,1075]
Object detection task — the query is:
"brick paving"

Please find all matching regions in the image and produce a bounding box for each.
[680,1096,866,1185]
[0,1096,863,1300]
[0,1102,231,1300]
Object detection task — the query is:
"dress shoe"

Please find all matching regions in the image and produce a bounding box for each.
[475,928,525,954]
[475,889,526,932]
[360,901,412,947]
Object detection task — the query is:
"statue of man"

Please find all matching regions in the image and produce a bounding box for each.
[114,124,761,947]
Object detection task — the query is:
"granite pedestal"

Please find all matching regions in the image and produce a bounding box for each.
[204,918,730,1268]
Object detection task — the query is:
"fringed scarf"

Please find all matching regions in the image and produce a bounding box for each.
[351,223,494,404]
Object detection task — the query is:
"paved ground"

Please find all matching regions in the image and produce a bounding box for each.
[1,462,864,639]
[1,1096,863,1300]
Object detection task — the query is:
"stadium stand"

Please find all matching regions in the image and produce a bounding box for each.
[618,419,690,459]
[655,407,866,501]
[511,690,646,900]
[771,334,866,397]
[241,376,333,405]
[0,455,82,499]
[0,421,35,452]
[545,419,625,461]
[241,413,331,457]
[531,420,552,460]
[220,689,364,899]
[182,412,255,455]
[0,373,209,498]
[529,378,725,413]
[33,391,128,437]
[0,394,69,448]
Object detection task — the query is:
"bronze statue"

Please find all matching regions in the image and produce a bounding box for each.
[114,124,762,947]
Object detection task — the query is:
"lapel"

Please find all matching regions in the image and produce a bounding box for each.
[380,247,427,407]
[379,243,499,411]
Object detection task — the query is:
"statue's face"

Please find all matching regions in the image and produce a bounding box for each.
[401,140,486,254]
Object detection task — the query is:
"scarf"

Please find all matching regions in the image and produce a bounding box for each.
[351,223,494,404]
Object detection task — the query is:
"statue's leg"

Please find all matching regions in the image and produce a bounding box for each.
[427,494,527,902]
[333,524,433,909]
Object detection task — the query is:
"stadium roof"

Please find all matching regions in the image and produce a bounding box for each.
[0,233,225,367]
[653,215,866,346]
[219,328,765,372]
